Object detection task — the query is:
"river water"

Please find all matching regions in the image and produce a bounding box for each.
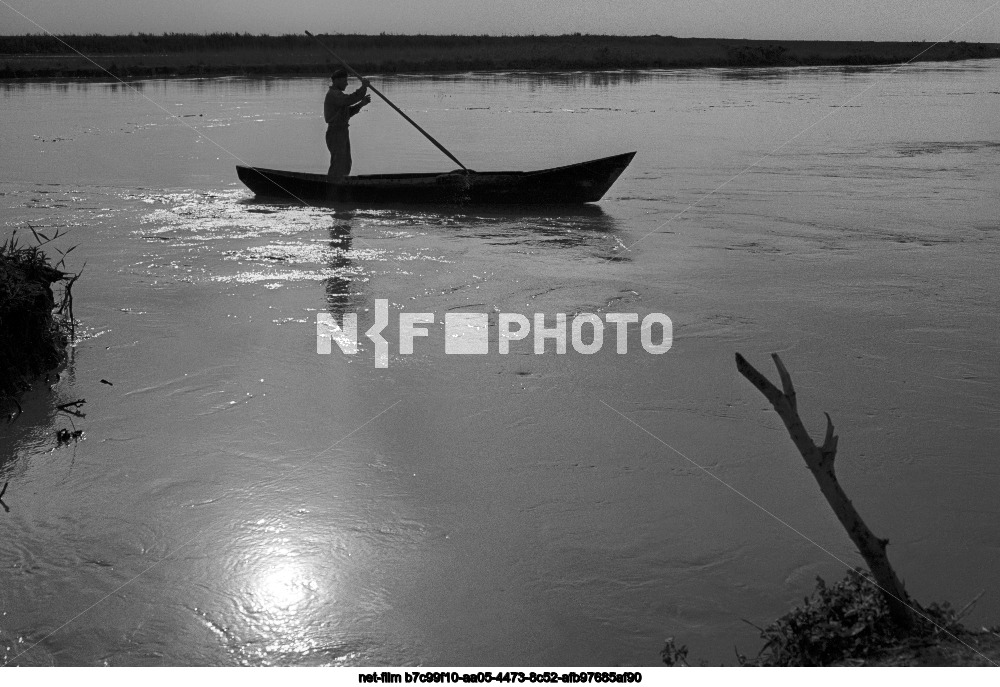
[1,61,998,666]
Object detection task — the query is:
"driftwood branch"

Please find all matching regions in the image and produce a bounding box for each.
[736,352,918,631]
[56,399,86,417]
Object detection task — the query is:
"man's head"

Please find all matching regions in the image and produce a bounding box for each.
[331,68,348,90]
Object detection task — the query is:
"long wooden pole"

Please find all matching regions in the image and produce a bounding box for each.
[306,31,469,172]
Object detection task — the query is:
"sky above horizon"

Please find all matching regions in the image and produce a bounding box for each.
[1,0,998,42]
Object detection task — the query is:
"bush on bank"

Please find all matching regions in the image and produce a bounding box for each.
[0,231,74,408]
[662,567,1000,666]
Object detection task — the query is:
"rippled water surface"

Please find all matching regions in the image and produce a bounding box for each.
[1,63,999,666]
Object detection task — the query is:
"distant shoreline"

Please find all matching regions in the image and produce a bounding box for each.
[2,33,999,79]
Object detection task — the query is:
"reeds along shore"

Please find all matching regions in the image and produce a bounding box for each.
[2,34,999,79]
[0,232,73,409]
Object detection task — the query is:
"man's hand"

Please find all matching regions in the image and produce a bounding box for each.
[360,94,372,107]
[360,77,372,89]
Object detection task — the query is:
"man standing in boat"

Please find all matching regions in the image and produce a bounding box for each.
[325,68,372,179]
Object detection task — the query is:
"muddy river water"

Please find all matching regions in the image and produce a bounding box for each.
[1,61,998,665]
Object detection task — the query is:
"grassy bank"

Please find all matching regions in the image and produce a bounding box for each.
[0,231,75,410]
[662,568,1000,666]
[749,569,1000,666]
[2,33,999,79]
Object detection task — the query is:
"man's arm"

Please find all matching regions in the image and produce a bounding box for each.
[349,94,372,118]
[345,78,371,106]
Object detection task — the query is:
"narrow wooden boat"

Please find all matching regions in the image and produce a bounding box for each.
[236,152,635,205]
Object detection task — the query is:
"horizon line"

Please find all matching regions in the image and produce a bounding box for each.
[2,31,999,44]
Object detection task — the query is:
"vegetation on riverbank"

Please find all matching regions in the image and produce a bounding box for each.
[663,568,1000,666]
[749,569,1000,666]
[0,229,77,411]
[2,33,999,79]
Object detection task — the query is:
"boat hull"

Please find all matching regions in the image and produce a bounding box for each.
[236,152,635,205]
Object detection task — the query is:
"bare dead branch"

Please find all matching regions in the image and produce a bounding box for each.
[771,353,797,412]
[736,352,918,631]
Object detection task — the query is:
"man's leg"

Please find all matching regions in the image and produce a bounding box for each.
[344,135,352,177]
[327,127,351,179]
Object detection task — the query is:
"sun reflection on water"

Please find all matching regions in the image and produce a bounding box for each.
[238,549,326,663]
[255,556,318,612]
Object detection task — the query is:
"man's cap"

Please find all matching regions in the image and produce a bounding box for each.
[331,68,348,80]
